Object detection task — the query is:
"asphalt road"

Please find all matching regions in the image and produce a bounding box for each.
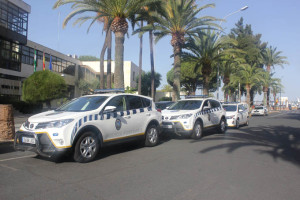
[1,110,299,200]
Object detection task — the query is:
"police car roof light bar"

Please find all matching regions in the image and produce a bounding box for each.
[186,95,209,99]
[94,88,125,94]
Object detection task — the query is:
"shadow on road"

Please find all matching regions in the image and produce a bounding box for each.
[197,125,300,165]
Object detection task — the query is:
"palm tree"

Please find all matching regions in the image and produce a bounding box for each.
[53,0,111,89]
[259,71,271,107]
[231,64,264,107]
[54,0,153,89]
[182,31,238,96]
[134,3,164,98]
[269,78,282,110]
[262,46,288,107]
[140,0,219,101]
[262,46,289,73]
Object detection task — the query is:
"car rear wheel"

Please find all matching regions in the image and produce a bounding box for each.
[145,124,159,147]
[191,121,203,140]
[74,131,100,163]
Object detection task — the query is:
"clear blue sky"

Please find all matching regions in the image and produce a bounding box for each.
[24,0,300,101]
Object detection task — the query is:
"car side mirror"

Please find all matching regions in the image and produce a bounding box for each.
[103,106,116,113]
[203,106,210,111]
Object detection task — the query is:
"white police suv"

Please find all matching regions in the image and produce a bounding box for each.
[161,97,226,139]
[14,90,162,163]
[222,102,249,128]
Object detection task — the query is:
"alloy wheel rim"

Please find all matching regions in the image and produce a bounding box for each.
[148,128,158,143]
[221,120,226,132]
[195,124,201,137]
[80,136,96,158]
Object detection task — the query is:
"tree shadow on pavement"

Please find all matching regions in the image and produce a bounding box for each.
[196,125,300,165]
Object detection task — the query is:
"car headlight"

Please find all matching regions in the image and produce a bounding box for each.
[226,115,235,119]
[36,119,74,129]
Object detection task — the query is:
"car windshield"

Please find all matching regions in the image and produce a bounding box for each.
[223,105,237,112]
[56,96,108,112]
[255,107,264,110]
[156,102,174,110]
[168,100,202,110]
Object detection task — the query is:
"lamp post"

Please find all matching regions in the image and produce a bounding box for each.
[216,6,248,100]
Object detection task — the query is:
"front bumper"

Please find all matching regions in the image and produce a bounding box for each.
[226,118,237,127]
[14,131,70,158]
[162,121,192,135]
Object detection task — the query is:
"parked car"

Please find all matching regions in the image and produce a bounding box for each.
[222,103,249,128]
[251,106,268,116]
[14,90,162,163]
[161,97,226,139]
[155,101,174,111]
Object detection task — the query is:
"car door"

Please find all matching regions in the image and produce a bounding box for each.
[209,100,222,126]
[202,100,212,128]
[124,95,148,136]
[100,95,129,141]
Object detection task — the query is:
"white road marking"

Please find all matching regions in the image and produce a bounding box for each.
[0,164,18,171]
[0,154,35,162]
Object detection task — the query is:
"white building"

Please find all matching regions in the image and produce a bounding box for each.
[81,61,139,89]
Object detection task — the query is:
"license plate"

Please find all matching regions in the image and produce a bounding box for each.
[163,125,173,129]
[22,137,35,144]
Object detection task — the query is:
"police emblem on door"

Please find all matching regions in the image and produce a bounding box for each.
[115,119,122,130]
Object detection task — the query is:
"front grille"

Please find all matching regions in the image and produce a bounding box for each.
[162,122,173,125]
[37,134,56,153]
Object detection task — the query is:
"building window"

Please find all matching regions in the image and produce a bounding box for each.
[0,38,21,71]
[0,1,28,37]
[21,45,34,65]
[132,72,135,81]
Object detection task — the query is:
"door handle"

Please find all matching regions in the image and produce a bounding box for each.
[124,116,131,119]
[146,113,151,116]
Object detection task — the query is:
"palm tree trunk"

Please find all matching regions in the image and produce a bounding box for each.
[107,29,112,89]
[100,31,109,89]
[138,21,143,95]
[266,65,271,109]
[173,46,181,101]
[114,32,125,88]
[203,75,209,96]
[149,30,155,100]
[246,84,251,108]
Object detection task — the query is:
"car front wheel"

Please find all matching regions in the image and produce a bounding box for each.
[145,124,159,147]
[218,118,227,133]
[191,121,203,140]
[73,131,100,163]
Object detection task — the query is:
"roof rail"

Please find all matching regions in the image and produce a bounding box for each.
[185,95,209,99]
[94,88,125,94]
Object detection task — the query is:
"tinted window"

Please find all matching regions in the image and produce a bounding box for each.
[56,96,108,112]
[127,96,143,109]
[223,105,237,112]
[142,97,151,107]
[105,96,126,112]
[169,100,202,110]
[210,100,220,108]
[255,106,264,110]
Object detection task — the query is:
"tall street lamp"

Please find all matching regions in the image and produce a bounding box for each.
[216,6,248,101]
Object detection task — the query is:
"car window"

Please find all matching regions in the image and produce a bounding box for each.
[105,96,126,112]
[255,106,264,110]
[127,95,143,110]
[141,97,151,107]
[209,100,220,108]
[168,100,202,110]
[223,105,237,112]
[202,100,210,108]
[56,96,108,112]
